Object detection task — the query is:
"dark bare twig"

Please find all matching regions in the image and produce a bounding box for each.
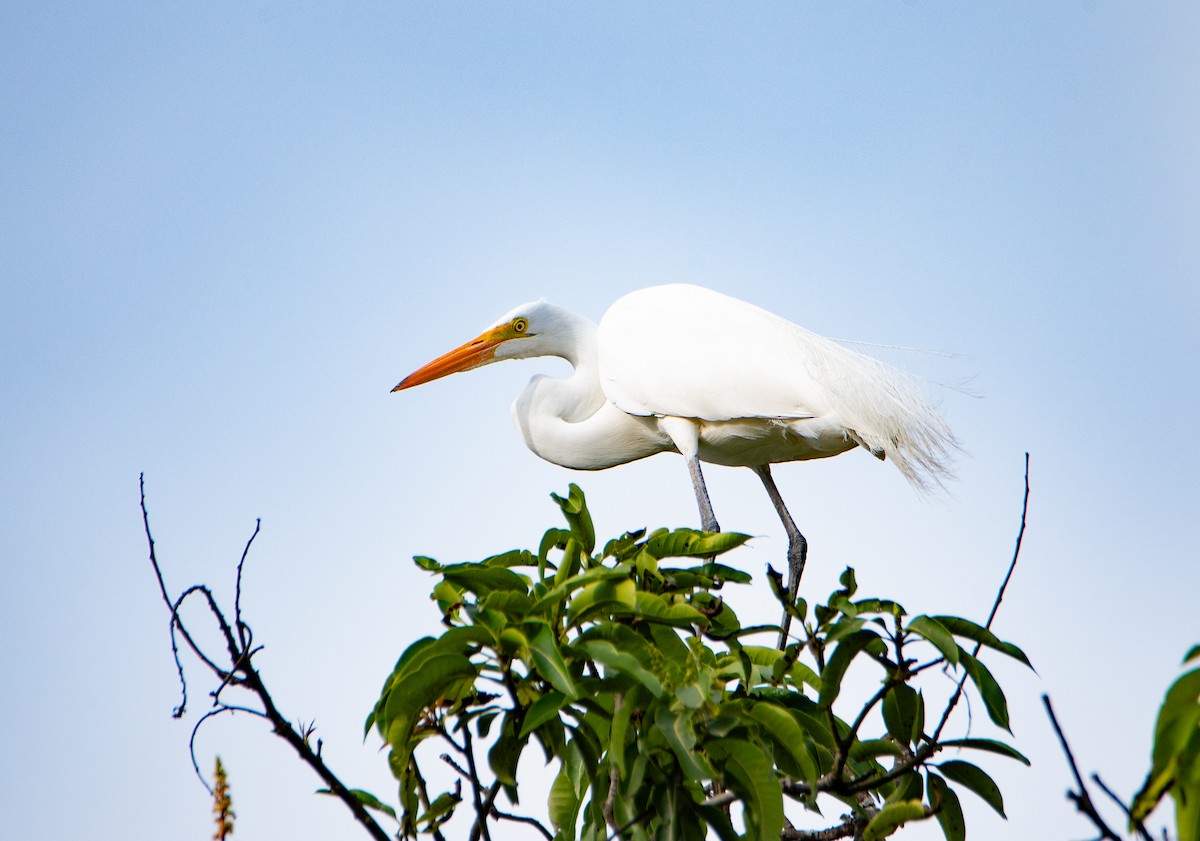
[234,518,261,649]
[1043,694,1121,841]
[932,452,1030,743]
[140,474,391,841]
[1092,773,1154,841]
[491,807,554,840]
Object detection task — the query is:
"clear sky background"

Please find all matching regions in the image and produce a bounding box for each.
[2,3,1198,839]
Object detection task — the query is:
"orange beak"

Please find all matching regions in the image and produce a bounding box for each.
[391,325,510,392]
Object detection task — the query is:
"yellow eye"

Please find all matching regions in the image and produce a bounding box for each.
[512,317,529,334]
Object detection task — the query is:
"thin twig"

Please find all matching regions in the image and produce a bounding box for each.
[1043,694,1121,840]
[1092,773,1154,841]
[140,475,391,841]
[932,453,1030,742]
[234,518,261,650]
[491,807,554,840]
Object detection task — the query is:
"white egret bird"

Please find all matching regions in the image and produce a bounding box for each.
[393,284,956,641]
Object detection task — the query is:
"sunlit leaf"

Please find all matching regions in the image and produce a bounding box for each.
[528,624,580,699]
[645,528,751,559]
[749,701,818,783]
[580,639,665,697]
[708,738,784,841]
[551,483,596,554]
[862,800,929,840]
[656,708,717,780]
[440,563,529,595]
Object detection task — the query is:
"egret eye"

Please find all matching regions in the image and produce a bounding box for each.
[512,318,529,334]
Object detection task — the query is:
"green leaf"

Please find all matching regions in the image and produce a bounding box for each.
[938,760,1006,817]
[440,563,529,596]
[883,684,919,747]
[580,639,665,697]
[656,707,717,779]
[317,788,398,820]
[519,691,568,738]
[862,800,929,840]
[551,483,595,554]
[748,701,818,784]
[528,624,580,699]
[381,653,477,741]
[819,629,882,708]
[633,590,707,626]
[566,575,637,623]
[708,738,784,841]
[488,713,524,789]
[1186,645,1200,665]
[932,615,1033,669]
[645,528,751,559]
[927,771,966,841]
[958,648,1011,732]
[907,616,959,666]
[548,762,581,841]
[480,590,533,619]
[939,738,1030,766]
[412,555,441,572]
[417,789,460,832]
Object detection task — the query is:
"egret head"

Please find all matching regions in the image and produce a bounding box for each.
[391,300,582,392]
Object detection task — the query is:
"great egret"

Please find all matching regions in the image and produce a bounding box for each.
[393,284,956,641]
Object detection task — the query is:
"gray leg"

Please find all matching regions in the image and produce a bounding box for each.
[752,464,807,647]
[687,454,720,533]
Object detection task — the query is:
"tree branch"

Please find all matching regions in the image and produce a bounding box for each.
[140,474,391,841]
[932,452,1030,742]
[1043,694,1121,840]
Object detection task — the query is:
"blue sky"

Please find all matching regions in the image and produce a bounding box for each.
[2,3,1197,839]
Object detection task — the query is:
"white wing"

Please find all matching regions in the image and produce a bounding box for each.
[596,284,957,489]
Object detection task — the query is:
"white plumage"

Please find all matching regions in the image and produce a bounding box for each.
[393,283,957,641]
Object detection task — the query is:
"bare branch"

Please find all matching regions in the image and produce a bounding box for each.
[1092,773,1153,841]
[932,452,1031,742]
[234,518,261,650]
[1043,694,1121,841]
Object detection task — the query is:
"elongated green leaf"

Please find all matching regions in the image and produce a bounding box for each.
[488,713,524,789]
[634,590,706,626]
[849,739,904,761]
[551,483,595,554]
[656,707,717,779]
[932,615,1032,669]
[412,555,441,572]
[939,738,1030,766]
[907,616,959,666]
[883,683,919,747]
[381,653,477,739]
[958,648,1010,732]
[708,738,784,841]
[548,762,581,841]
[1186,645,1200,665]
[528,624,580,699]
[317,788,398,820]
[645,528,751,559]
[483,548,534,568]
[749,701,818,784]
[519,691,568,738]
[440,563,529,595]
[863,800,929,840]
[480,590,532,619]
[938,760,1006,817]
[580,639,664,697]
[927,771,965,841]
[819,629,882,708]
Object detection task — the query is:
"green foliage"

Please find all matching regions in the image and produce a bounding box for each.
[1131,645,1200,841]
[369,484,1031,840]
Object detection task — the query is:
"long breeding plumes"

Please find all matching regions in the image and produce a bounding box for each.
[783,324,958,492]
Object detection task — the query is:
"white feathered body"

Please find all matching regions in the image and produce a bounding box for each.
[503,284,954,490]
